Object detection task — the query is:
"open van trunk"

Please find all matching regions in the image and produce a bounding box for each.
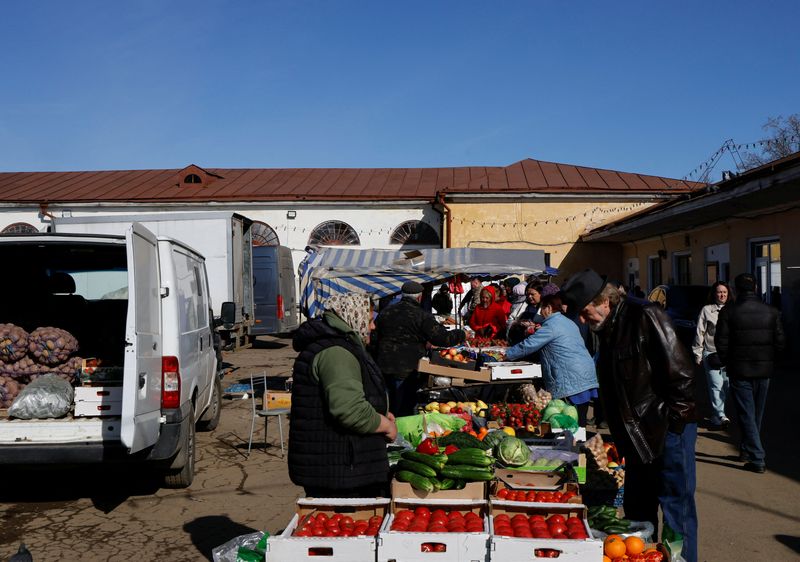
[0,227,161,459]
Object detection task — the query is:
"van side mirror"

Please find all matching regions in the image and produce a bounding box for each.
[220,302,236,327]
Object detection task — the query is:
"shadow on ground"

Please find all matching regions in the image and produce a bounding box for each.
[183,516,259,561]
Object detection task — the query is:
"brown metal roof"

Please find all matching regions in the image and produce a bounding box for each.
[0,159,703,204]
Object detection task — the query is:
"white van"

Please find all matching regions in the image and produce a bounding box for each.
[0,223,221,488]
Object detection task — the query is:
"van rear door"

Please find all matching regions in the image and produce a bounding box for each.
[121,223,163,453]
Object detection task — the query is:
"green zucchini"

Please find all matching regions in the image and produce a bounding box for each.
[439,464,495,481]
[397,459,438,479]
[396,470,435,492]
[446,449,494,467]
[401,451,448,470]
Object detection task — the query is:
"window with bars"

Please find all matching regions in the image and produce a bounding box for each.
[308,221,360,247]
[1,222,39,234]
[251,221,280,246]
[389,220,440,245]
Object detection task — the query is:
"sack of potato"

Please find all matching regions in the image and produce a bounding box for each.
[27,327,79,366]
[0,374,25,408]
[0,323,29,363]
[28,357,82,385]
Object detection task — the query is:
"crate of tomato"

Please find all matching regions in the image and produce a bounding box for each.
[378,499,490,562]
[268,497,389,561]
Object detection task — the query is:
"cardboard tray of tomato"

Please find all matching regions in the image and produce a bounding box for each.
[268,497,389,562]
[378,499,490,562]
[490,479,582,504]
[488,501,603,562]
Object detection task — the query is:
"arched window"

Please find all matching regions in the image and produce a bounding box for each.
[308,221,360,247]
[183,173,202,184]
[251,221,280,246]
[2,222,39,234]
[390,220,440,245]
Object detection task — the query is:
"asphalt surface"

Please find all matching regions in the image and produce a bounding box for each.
[0,334,798,561]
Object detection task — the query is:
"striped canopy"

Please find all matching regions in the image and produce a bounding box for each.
[299,247,548,318]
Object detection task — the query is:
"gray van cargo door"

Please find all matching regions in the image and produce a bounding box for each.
[121,223,163,453]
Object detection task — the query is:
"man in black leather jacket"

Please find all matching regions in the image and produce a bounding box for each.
[375,281,466,415]
[715,273,784,473]
[561,269,698,562]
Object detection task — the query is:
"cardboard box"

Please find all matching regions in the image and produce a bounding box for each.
[489,501,603,561]
[391,479,486,502]
[483,362,542,380]
[268,497,389,562]
[378,499,490,562]
[430,351,478,371]
[266,390,291,410]
[493,454,587,485]
[418,357,492,383]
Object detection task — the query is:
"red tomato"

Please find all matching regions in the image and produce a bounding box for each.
[515,528,533,538]
[366,525,380,536]
[526,491,538,502]
[532,529,551,538]
[530,520,548,530]
[511,514,528,525]
[496,488,509,499]
[312,527,325,537]
[464,512,481,521]
[414,507,431,517]
[495,527,514,536]
[330,513,343,523]
[561,491,577,502]
[369,515,383,526]
[340,529,353,537]
[295,529,312,537]
[339,516,353,526]
[494,514,510,522]
[529,514,546,523]
[396,510,414,520]
[327,528,341,537]
[548,514,566,525]
[315,513,328,523]
[548,523,568,537]
[324,520,339,531]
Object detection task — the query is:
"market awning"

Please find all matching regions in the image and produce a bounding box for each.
[299,247,548,318]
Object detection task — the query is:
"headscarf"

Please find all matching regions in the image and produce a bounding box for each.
[511,283,527,304]
[541,283,560,297]
[323,293,372,343]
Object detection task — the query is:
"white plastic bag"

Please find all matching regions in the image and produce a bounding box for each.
[590,520,655,543]
[8,374,73,419]
[211,531,266,562]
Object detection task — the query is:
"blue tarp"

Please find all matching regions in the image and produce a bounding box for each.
[299,247,549,318]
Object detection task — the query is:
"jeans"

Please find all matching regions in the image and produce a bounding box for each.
[623,423,698,562]
[703,351,729,423]
[730,377,770,465]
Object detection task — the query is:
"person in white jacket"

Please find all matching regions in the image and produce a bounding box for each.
[692,281,731,428]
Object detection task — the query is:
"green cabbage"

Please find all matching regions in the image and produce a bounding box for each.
[497,436,530,467]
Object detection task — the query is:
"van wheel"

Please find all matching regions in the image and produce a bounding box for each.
[198,376,222,432]
[163,409,196,489]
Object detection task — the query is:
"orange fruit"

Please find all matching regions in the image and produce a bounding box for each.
[604,536,627,558]
[625,536,645,555]
[603,556,612,562]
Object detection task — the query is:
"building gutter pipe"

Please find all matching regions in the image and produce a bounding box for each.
[436,192,452,248]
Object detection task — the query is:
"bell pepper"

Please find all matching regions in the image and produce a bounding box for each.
[416,439,440,455]
[444,444,460,455]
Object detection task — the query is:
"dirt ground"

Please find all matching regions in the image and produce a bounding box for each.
[1,334,799,561]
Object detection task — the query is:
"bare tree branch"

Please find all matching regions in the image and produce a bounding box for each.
[738,114,800,171]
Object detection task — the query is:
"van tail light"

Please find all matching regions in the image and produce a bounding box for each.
[277,294,284,320]
[162,356,181,409]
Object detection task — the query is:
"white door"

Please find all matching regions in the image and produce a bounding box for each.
[121,223,163,453]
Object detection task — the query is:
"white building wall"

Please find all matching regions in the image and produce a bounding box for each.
[0,203,443,276]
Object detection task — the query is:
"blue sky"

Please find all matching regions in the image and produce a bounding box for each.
[1,1,797,179]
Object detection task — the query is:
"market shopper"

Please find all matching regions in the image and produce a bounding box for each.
[561,269,698,562]
[506,283,528,323]
[468,285,508,339]
[431,284,453,316]
[692,281,732,429]
[714,273,785,474]
[505,294,598,425]
[288,293,397,498]
[375,281,466,416]
[459,276,484,323]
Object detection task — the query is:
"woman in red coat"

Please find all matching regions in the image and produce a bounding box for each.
[468,286,507,338]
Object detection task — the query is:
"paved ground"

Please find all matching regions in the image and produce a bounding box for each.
[0,335,798,561]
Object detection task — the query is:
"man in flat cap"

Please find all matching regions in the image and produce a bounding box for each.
[561,269,698,562]
[375,281,466,415]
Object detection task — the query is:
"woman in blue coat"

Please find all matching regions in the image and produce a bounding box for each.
[505,294,598,425]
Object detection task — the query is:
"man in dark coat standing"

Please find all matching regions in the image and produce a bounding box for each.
[561,269,697,562]
[715,273,785,474]
[375,281,466,416]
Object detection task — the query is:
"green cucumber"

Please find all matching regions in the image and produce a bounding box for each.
[452,479,466,490]
[401,451,448,470]
[603,524,630,534]
[396,470,435,492]
[439,464,494,481]
[446,449,494,467]
[397,459,438,479]
[439,478,457,490]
